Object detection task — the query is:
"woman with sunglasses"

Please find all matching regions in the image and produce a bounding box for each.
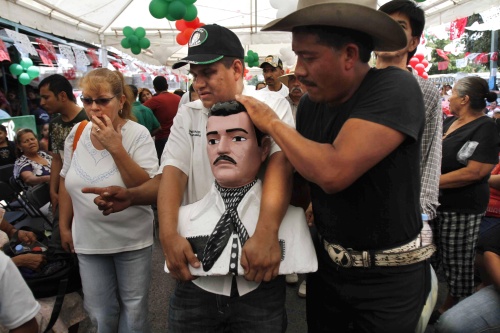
[58,68,158,332]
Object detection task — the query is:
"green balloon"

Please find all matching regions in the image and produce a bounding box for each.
[123,26,134,37]
[18,73,32,85]
[168,0,186,20]
[139,38,151,49]
[244,56,249,63]
[26,66,40,79]
[184,4,197,21]
[131,45,142,55]
[121,38,131,48]
[182,0,196,4]
[252,53,259,62]
[128,35,139,46]
[135,27,146,39]
[165,12,176,21]
[9,63,23,76]
[20,58,33,70]
[149,0,169,19]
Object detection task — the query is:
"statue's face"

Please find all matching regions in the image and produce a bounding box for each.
[206,112,266,188]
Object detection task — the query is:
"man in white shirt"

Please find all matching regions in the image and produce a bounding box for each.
[260,55,289,97]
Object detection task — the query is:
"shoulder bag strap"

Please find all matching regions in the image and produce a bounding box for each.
[72,120,89,153]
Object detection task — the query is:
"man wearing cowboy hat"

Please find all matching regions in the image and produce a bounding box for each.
[236,0,431,331]
[279,69,307,120]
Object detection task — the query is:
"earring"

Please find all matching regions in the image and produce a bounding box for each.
[119,109,123,115]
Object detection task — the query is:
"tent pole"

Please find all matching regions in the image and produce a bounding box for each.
[490,30,498,90]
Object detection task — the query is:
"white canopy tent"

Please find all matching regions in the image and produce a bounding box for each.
[0,0,498,67]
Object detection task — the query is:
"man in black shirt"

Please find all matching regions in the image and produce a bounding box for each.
[237,0,431,331]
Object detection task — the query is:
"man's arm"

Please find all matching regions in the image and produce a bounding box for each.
[49,153,62,211]
[158,166,199,281]
[81,174,161,215]
[237,95,406,194]
[10,318,38,333]
[241,152,293,282]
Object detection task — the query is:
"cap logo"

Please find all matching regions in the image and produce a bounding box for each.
[189,28,208,47]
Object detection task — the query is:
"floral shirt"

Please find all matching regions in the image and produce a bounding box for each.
[13,151,52,182]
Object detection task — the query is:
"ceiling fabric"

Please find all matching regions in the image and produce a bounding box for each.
[0,0,498,66]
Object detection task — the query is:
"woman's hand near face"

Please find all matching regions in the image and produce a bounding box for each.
[91,115,124,153]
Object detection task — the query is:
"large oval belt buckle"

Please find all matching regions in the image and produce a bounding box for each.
[327,244,353,268]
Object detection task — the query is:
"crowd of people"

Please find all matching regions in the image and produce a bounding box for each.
[1,0,500,332]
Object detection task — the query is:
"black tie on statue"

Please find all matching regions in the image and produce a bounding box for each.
[202,180,257,272]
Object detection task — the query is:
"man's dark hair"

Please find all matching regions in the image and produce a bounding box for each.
[293,26,374,63]
[379,0,425,61]
[153,76,168,92]
[129,84,139,99]
[221,57,246,72]
[173,89,185,97]
[209,101,265,146]
[38,74,76,103]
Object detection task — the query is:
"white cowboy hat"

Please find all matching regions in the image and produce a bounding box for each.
[279,70,296,86]
[262,0,407,51]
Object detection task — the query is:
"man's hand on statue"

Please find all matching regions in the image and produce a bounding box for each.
[235,94,280,134]
[241,229,281,282]
[162,233,200,281]
[81,186,131,215]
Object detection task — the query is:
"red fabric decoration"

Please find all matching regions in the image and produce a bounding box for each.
[436,49,450,62]
[450,17,468,41]
[87,49,101,68]
[63,68,76,80]
[36,49,53,67]
[475,53,489,64]
[35,38,57,61]
[0,40,10,62]
[491,52,498,62]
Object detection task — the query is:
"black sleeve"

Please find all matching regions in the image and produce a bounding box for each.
[469,119,499,165]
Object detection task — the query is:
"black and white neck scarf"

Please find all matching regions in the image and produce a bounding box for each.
[201,180,257,273]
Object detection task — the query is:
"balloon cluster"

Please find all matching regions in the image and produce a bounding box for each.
[149,0,198,21]
[9,58,40,85]
[409,53,429,80]
[121,27,151,55]
[175,18,204,45]
[244,50,259,68]
[279,47,296,68]
[270,0,298,19]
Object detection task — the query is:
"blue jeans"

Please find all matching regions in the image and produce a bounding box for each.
[479,216,500,237]
[435,285,500,333]
[168,276,287,333]
[78,246,152,333]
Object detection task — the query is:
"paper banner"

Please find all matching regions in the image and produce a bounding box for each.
[0,40,10,62]
[455,58,467,68]
[35,38,57,61]
[36,49,54,67]
[438,61,449,71]
[73,47,90,70]
[475,53,489,64]
[86,49,101,68]
[4,29,38,56]
[58,45,76,67]
[450,17,468,41]
[436,49,450,62]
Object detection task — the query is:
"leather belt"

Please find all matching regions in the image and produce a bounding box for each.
[320,234,436,268]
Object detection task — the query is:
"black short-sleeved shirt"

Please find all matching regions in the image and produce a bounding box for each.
[297,67,425,250]
[439,116,499,214]
[49,109,88,156]
[0,141,16,166]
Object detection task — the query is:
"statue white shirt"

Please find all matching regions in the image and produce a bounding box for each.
[166,180,317,296]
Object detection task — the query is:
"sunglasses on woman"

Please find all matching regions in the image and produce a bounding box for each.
[80,95,117,106]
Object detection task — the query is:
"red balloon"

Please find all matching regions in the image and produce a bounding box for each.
[421,59,429,68]
[175,19,188,31]
[409,57,419,68]
[414,53,425,62]
[183,27,195,40]
[185,17,200,29]
[421,72,429,80]
[415,63,425,74]
[176,32,189,45]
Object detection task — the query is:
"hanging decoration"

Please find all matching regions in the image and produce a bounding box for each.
[121,27,151,55]
[175,18,204,46]
[409,53,429,80]
[149,0,198,22]
[9,57,40,85]
[244,50,259,68]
